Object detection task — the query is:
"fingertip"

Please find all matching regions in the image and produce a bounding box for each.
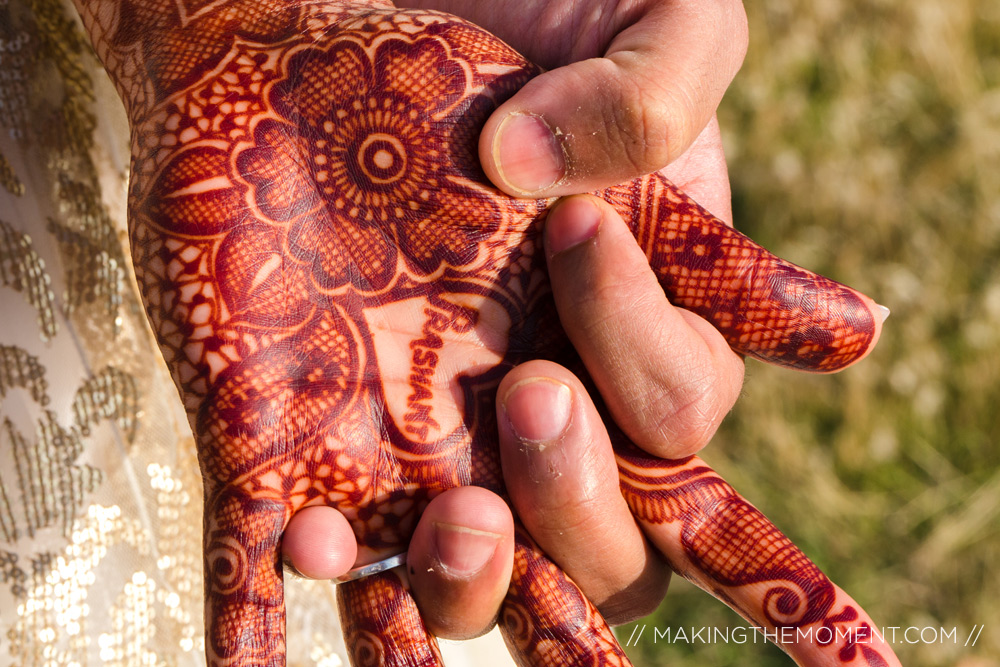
[497,360,585,470]
[408,487,514,640]
[502,376,573,444]
[419,487,512,580]
[497,361,671,620]
[544,195,605,256]
[420,486,514,543]
[796,289,888,374]
[867,298,890,352]
[282,505,358,580]
[481,59,658,197]
[431,522,504,578]
[831,294,889,372]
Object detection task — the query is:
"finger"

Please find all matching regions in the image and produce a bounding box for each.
[545,194,746,458]
[616,448,902,667]
[281,504,358,580]
[203,488,287,666]
[479,0,748,196]
[500,527,631,666]
[407,486,515,640]
[338,570,446,666]
[603,175,888,372]
[497,360,669,624]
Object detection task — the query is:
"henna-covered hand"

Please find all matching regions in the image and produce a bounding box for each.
[69,0,897,665]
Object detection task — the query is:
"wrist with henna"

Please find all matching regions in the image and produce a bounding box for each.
[70,1,897,665]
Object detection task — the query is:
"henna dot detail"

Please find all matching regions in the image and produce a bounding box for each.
[358,133,407,184]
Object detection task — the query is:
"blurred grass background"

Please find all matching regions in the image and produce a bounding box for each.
[621,1,1000,665]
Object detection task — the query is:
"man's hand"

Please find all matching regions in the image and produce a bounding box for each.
[282,0,749,633]
[400,0,748,197]
[283,487,516,639]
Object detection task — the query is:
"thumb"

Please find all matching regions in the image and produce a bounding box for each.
[480,0,748,197]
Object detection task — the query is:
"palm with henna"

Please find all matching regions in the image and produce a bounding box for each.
[71,0,898,665]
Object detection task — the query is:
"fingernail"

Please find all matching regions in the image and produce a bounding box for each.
[503,378,572,444]
[546,197,602,255]
[493,113,566,195]
[877,304,891,323]
[432,522,502,577]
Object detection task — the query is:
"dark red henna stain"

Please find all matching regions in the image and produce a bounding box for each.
[403,303,475,440]
[601,179,878,372]
[616,446,896,665]
[338,571,445,667]
[68,1,894,666]
[501,528,631,667]
[619,455,835,626]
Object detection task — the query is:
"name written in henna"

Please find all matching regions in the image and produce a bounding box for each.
[403,306,453,440]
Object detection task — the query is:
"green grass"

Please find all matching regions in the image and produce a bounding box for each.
[620,1,1000,665]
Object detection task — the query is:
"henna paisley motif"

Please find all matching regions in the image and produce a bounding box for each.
[762,583,819,627]
[68,1,899,666]
[207,535,251,596]
[615,445,896,666]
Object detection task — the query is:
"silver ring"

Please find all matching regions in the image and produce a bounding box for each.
[331,552,408,584]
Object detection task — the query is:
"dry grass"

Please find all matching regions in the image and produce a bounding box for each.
[621,1,1000,665]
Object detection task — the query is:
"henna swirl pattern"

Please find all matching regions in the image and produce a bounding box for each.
[68,1,898,666]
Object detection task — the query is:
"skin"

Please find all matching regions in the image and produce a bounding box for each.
[68,0,897,665]
[283,121,740,636]
[401,0,750,197]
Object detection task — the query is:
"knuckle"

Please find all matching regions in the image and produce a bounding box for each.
[609,81,677,174]
[526,492,604,541]
[587,56,679,174]
[728,0,750,62]
[631,360,728,457]
[568,268,663,340]
[575,282,650,336]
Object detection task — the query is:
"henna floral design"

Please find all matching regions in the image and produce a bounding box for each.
[69,1,898,666]
[239,35,505,293]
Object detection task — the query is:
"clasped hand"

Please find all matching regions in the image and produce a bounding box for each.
[284,0,750,641]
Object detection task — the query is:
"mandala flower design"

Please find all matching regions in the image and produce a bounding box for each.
[238,33,502,293]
